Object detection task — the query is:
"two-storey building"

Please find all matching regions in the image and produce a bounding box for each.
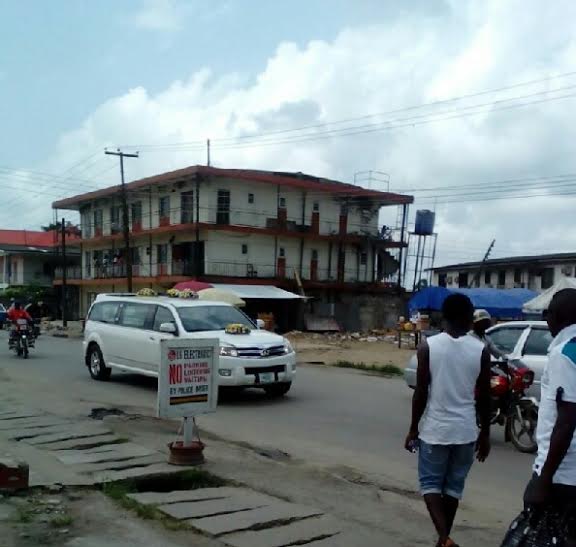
[53,166,413,330]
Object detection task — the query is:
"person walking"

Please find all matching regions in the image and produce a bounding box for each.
[405,294,492,547]
[522,288,576,545]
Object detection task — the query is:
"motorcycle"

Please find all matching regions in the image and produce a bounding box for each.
[11,319,34,359]
[487,361,538,453]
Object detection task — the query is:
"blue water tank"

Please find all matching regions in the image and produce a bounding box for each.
[414,210,435,235]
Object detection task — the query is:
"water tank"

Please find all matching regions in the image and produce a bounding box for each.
[414,210,435,235]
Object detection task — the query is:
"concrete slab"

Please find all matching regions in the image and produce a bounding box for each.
[191,502,323,536]
[222,515,340,547]
[32,433,120,450]
[55,444,156,465]
[128,487,254,506]
[0,411,44,420]
[0,417,70,431]
[304,533,360,546]
[4,424,79,440]
[75,454,165,473]
[24,428,113,446]
[74,442,152,455]
[90,463,181,483]
[158,496,270,520]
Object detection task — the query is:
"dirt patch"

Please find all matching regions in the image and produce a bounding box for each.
[287,333,415,369]
[0,488,222,547]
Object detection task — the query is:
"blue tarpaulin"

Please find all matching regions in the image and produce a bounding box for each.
[408,287,538,319]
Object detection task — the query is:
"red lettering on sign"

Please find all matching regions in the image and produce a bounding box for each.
[169,364,182,385]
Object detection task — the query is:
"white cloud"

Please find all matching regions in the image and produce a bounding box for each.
[133,0,183,32]
[20,0,576,270]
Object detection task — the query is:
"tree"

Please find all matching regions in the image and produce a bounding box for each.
[41,221,81,237]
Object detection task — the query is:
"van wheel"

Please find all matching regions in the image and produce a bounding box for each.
[87,345,111,381]
[263,382,292,398]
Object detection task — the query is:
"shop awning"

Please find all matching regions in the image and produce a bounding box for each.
[210,284,304,300]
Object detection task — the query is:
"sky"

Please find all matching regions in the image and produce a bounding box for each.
[1,0,576,271]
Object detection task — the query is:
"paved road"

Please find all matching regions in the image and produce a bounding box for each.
[0,332,533,525]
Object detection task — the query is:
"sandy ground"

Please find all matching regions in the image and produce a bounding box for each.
[287,332,416,368]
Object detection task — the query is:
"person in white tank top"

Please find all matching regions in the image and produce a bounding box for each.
[405,294,491,547]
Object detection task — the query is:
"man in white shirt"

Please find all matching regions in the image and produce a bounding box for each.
[524,288,576,544]
[405,294,491,547]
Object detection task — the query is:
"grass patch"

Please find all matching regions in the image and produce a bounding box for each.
[50,514,73,528]
[15,506,34,524]
[101,469,226,527]
[333,360,403,377]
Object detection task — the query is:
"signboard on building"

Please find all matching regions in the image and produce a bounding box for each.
[157,339,219,419]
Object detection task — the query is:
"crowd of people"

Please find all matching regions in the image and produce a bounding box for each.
[406,290,576,547]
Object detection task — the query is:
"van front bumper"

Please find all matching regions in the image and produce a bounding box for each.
[217,353,297,387]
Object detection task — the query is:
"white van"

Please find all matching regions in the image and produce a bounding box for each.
[83,294,296,397]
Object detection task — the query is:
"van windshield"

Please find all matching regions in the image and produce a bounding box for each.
[177,306,254,332]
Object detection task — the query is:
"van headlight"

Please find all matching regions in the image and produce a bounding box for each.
[283,340,294,354]
[220,345,238,357]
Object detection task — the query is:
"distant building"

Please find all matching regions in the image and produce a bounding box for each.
[0,230,79,289]
[432,252,576,291]
[52,165,413,330]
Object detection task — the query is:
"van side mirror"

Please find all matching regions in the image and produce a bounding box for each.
[256,319,266,330]
[159,322,177,334]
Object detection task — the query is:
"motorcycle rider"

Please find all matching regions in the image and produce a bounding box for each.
[470,309,504,359]
[7,302,33,349]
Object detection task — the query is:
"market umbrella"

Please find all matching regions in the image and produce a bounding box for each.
[197,288,245,307]
[173,280,213,291]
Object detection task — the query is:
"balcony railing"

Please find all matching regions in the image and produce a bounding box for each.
[80,205,406,245]
[55,261,396,284]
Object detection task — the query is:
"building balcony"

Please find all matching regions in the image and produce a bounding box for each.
[54,260,398,289]
[77,209,407,248]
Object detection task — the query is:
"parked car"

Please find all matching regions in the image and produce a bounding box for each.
[83,294,297,397]
[403,321,550,399]
[0,303,7,329]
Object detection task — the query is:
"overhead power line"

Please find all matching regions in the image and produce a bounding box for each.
[121,69,576,150]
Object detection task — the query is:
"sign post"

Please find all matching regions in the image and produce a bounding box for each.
[157,338,219,463]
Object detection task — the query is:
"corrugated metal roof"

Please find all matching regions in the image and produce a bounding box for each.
[52,165,414,210]
[211,284,304,300]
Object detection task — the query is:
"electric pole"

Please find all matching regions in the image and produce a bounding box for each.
[470,239,496,288]
[105,149,139,292]
[61,218,67,328]
[206,139,211,167]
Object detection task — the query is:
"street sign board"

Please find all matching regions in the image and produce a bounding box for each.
[157,338,219,419]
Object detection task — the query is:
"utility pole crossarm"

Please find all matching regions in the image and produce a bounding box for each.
[104,149,139,292]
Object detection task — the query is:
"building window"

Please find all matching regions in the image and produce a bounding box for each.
[498,270,506,287]
[248,193,254,204]
[241,244,248,255]
[217,190,231,225]
[313,202,319,212]
[110,205,122,234]
[93,209,103,234]
[157,244,168,265]
[159,196,170,219]
[514,268,522,284]
[279,247,285,258]
[458,272,469,288]
[438,273,447,287]
[484,271,492,285]
[360,252,368,265]
[278,197,286,209]
[131,201,142,224]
